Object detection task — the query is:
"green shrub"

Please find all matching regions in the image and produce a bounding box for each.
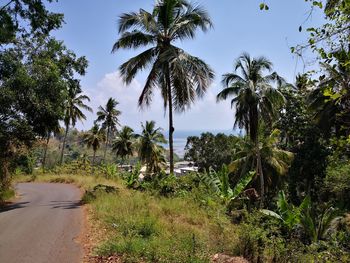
[0,188,15,203]
[324,161,350,208]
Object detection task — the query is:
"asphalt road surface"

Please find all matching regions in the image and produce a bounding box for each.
[0,183,83,263]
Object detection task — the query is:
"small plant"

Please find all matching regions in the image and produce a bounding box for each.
[103,163,118,179]
[199,165,255,205]
[123,163,141,189]
[261,191,341,243]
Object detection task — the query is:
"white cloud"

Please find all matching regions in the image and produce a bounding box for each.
[80,71,235,132]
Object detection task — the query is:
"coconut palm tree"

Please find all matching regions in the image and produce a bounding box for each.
[83,123,106,171]
[112,126,136,162]
[137,121,167,175]
[217,53,285,205]
[217,52,285,143]
[96,97,121,161]
[112,0,214,174]
[60,86,92,165]
[229,130,294,205]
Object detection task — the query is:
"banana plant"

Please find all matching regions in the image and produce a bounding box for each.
[261,191,340,242]
[199,165,255,204]
[261,191,309,231]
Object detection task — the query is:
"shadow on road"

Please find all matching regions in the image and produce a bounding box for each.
[0,202,30,213]
[50,200,82,210]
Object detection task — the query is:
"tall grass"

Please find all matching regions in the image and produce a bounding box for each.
[92,190,238,262]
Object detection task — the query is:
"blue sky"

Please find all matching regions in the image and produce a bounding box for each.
[48,0,324,132]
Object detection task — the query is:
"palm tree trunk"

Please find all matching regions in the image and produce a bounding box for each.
[92,150,96,174]
[249,105,259,144]
[60,124,69,165]
[104,127,110,162]
[257,150,265,208]
[166,67,174,175]
[42,134,50,171]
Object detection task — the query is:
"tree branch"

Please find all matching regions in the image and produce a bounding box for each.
[0,0,15,12]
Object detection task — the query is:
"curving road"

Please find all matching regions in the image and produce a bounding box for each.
[0,183,83,263]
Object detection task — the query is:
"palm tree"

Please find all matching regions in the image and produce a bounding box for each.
[137,121,167,175]
[83,123,106,171]
[217,52,285,143]
[229,130,294,205]
[96,97,121,161]
[60,86,92,165]
[112,126,136,162]
[217,53,285,205]
[112,0,214,174]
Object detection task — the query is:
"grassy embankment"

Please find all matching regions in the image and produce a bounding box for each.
[14,172,239,262]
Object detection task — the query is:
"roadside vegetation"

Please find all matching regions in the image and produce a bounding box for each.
[2,0,350,262]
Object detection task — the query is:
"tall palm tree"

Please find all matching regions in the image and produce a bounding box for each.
[112,126,136,162]
[112,0,214,174]
[217,53,285,204]
[137,121,167,174]
[229,130,293,205]
[83,123,106,171]
[217,52,285,143]
[96,97,121,161]
[60,86,92,165]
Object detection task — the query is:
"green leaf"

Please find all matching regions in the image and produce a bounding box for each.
[260,209,283,220]
[230,171,255,201]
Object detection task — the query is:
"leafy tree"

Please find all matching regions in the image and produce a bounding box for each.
[184,132,239,171]
[229,130,293,205]
[112,0,214,174]
[276,76,313,149]
[137,121,167,175]
[0,35,87,189]
[82,123,106,170]
[0,0,63,45]
[112,126,136,162]
[60,86,92,165]
[287,128,329,204]
[276,76,331,205]
[96,97,121,161]
[309,49,350,137]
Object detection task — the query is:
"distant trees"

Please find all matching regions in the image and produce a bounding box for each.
[113,0,214,174]
[184,133,239,171]
[96,98,121,161]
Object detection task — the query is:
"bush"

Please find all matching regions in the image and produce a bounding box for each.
[0,188,15,203]
[140,172,198,197]
[324,160,350,208]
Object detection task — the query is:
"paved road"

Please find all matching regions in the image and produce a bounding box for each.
[0,183,83,263]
